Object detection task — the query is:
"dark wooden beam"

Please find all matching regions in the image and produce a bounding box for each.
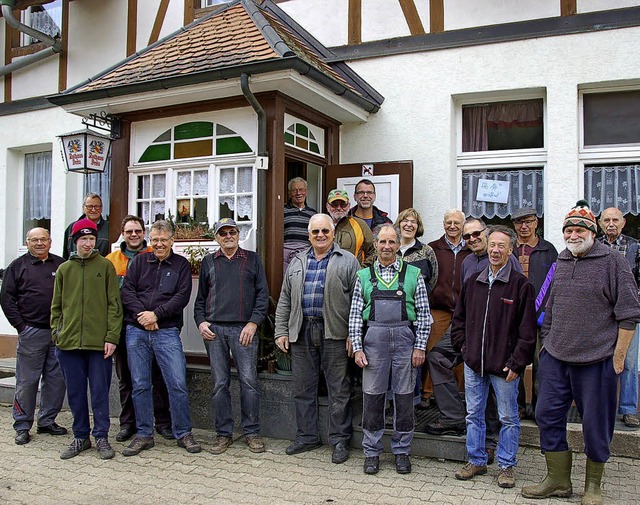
[399,0,425,36]
[561,0,577,17]
[148,0,170,46]
[57,0,69,92]
[126,0,137,57]
[184,0,195,26]
[348,0,362,45]
[430,0,444,33]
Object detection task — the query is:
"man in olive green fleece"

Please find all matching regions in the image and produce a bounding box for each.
[51,218,122,460]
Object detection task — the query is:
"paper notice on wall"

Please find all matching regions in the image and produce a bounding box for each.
[476,179,509,204]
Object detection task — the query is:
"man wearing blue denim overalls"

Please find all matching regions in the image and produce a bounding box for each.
[349,224,431,475]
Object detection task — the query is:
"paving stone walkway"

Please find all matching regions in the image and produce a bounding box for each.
[0,405,637,504]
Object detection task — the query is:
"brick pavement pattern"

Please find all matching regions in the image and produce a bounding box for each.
[0,405,638,504]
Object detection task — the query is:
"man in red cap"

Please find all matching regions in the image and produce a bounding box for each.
[51,218,122,460]
[523,200,640,504]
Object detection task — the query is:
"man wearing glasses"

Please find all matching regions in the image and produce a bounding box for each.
[106,215,172,443]
[275,213,360,465]
[62,193,110,259]
[194,218,269,455]
[349,179,392,230]
[511,207,558,420]
[284,177,317,272]
[121,220,201,456]
[326,188,374,266]
[1,228,67,445]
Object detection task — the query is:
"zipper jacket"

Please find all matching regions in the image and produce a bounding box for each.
[451,261,537,376]
[427,235,472,312]
[50,251,122,350]
[121,250,192,330]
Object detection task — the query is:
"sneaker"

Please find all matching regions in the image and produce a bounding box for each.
[60,438,91,460]
[95,438,115,460]
[497,466,516,488]
[455,462,487,480]
[122,436,155,457]
[210,435,233,455]
[364,456,380,475]
[177,433,202,454]
[244,435,265,453]
[395,454,412,474]
[623,414,640,428]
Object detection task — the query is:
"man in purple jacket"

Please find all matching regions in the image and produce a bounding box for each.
[120,220,201,457]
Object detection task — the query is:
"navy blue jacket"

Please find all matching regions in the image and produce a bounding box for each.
[121,250,192,330]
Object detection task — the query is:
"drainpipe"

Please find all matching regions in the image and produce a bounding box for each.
[240,73,268,264]
[1,0,62,77]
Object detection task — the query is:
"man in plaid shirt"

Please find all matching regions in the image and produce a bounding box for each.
[349,224,431,475]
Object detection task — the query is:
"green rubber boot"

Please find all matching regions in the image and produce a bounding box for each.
[522,450,573,499]
[581,459,605,505]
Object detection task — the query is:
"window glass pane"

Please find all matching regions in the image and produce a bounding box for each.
[139,144,171,162]
[216,137,252,155]
[175,140,213,159]
[219,168,235,193]
[193,170,208,195]
[23,151,52,236]
[216,124,236,135]
[238,223,251,241]
[462,99,543,152]
[295,123,309,136]
[219,196,234,218]
[284,132,295,145]
[237,167,252,193]
[152,201,166,222]
[152,174,166,198]
[138,202,150,224]
[155,129,172,142]
[177,199,191,222]
[177,172,192,196]
[174,122,213,140]
[295,137,309,150]
[194,198,208,222]
[138,175,150,199]
[583,91,640,146]
[237,196,252,221]
[310,142,320,154]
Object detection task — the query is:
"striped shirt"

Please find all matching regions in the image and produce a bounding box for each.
[284,203,317,244]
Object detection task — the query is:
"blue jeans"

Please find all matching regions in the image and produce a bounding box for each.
[464,364,520,469]
[619,324,639,415]
[203,323,260,437]
[55,348,112,440]
[126,325,193,439]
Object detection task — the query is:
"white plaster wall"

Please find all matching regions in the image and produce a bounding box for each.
[160,0,187,39]
[444,0,559,30]
[0,107,86,334]
[277,0,347,47]
[579,0,640,13]
[66,0,128,88]
[10,56,59,100]
[136,0,184,51]
[340,27,640,250]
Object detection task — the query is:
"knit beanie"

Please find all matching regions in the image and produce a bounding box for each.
[562,199,598,234]
[71,218,98,243]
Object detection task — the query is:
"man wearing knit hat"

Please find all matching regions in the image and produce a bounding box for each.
[523,200,640,505]
[51,218,122,460]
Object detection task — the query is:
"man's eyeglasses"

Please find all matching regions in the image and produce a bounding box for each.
[290,189,306,194]
[217,229,238,237]
[124,229,144,235]
[150,237,172,244]
[310,228,331,236]
[355,191,375,196]
[329,201,349,208]
[462,229,486,241]
[27,238,50,243]
[514,218,537,227]
[84,205,102,210]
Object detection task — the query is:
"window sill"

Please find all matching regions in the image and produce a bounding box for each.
[11,42,49,58]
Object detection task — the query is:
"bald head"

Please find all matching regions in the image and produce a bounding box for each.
[599,207,625,243]
[25,227,52,260]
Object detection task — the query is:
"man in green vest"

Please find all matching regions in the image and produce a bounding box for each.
[349,224,431,475]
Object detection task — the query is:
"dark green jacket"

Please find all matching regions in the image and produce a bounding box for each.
[51,251,122,350]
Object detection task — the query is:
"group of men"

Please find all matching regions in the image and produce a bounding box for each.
[3,184,639,504]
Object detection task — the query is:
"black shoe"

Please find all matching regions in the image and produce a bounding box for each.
[486,447,495,465]
[285,441,322,455]
[116,426,136,442]
[395,454,412,474]
[425,419,466,436]
[156,425,174,440]
[364,456,380,475]
[122,437,155,457]
[331,441,350,464]
[15,430,30,445]
[37,423,67,436]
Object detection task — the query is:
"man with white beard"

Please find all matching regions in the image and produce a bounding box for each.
[522,200,640,505]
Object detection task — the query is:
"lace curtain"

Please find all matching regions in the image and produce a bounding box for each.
[24,152,52,220]
[85,158,111,217]
[462,169,544,219]
[584,165,640,216]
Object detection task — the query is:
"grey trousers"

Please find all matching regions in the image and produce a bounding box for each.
[426,330,465,423]
[13,326,66,432]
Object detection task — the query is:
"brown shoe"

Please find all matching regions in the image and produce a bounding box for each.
[455,462,487,480]
[177,433,202,454]
[497,466,515,488]
[623,414,640,428]
[209,435,233,455]
[244,435,265,453]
